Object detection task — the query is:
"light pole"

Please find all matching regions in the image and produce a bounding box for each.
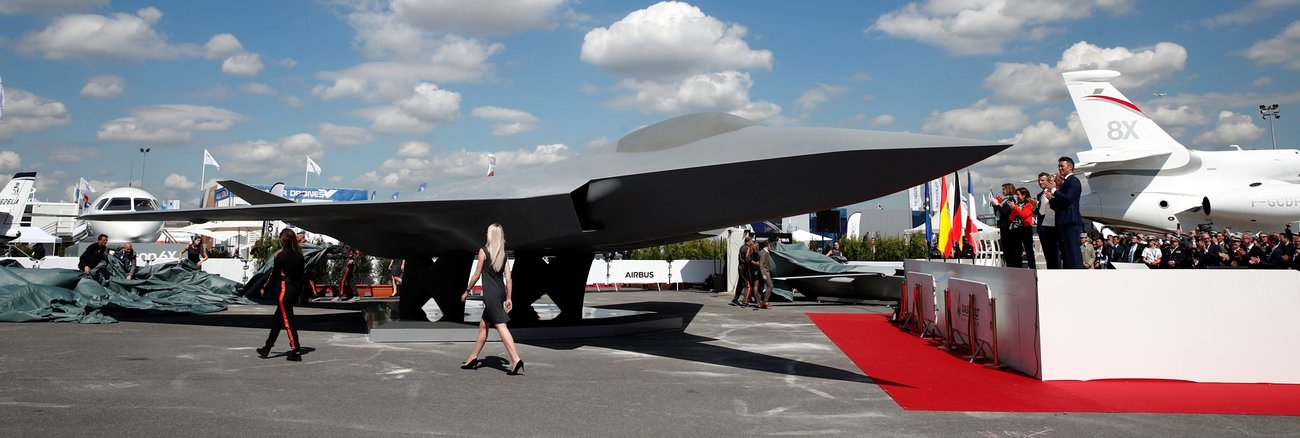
[1260,104,1280,150]
[138,147,151,189]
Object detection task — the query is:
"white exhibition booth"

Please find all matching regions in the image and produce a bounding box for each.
[6,257,720,290]
[903,260,1300,384]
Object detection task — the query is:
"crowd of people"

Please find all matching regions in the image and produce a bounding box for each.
[1088,226,1300,269]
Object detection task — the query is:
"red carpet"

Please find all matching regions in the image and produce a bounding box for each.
[809,313,1300,416]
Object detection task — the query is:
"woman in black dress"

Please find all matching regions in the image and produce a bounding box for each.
[460,223,524,375]
[257,229,307,362]
[185,235,208,268]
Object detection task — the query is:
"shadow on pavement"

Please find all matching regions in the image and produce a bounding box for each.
[523,301,874,385]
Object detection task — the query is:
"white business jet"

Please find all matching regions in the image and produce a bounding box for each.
[84,186,165,243]
[1064,70,1300,232]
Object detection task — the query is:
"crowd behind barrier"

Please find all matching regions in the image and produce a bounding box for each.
[976,225,1300,270]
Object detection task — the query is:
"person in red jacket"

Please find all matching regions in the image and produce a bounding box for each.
[1010,187,1038,269]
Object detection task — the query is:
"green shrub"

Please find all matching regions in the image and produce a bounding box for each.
[835,233,928,261]
[631,238,725,260]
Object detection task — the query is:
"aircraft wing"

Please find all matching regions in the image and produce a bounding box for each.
[773,272,885,281]
[83,192,588,258]
[85,113,1010,259]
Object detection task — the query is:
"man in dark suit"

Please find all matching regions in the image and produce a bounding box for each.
[1047,156,1084,268]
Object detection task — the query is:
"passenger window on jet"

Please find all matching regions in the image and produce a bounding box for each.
[104,198,132,211]
[134,198,158,211]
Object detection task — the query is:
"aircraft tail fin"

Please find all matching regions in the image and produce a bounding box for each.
[0,172,36,240]
[1063,70,1188,164]
[217,180,294,205]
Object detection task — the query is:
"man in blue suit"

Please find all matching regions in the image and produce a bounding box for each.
[1047,156,1085,268]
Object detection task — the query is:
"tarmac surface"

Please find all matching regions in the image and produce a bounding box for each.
[1,289,1297,437]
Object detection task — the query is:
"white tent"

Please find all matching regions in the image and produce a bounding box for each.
[13,227,58,244]
[790,229,830,242]
[178,221,264,241]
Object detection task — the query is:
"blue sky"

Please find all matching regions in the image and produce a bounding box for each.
[2,0,1299,211]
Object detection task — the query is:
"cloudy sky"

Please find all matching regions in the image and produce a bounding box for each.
[2,0,1298,212]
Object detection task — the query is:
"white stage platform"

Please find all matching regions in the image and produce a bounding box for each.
[904,260,1300,384]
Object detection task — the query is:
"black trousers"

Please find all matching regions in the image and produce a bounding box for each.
[265,283,301,351]
[999,229,1021,267]
[1016,227,1037,269]
[1038,225,1062,269]
[734,269,750,302]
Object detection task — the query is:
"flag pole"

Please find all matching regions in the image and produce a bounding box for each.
[304,156,309,188]
[199,162,206,207]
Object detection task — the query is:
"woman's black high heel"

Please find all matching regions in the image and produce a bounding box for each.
[460,358,480,369]
[507,360,524,375]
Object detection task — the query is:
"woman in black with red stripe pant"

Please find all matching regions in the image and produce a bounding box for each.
[257,228,308,362]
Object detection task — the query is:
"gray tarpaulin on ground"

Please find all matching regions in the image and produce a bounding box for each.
[0,253,250,323]
[766,242,857,302]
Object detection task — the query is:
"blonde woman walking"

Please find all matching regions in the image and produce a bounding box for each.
[460,223,524,375]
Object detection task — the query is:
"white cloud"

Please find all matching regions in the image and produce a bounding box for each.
[0,0,108,15]
[977,114,1087,185]
[96,104,247,144]
[471,106,540,136]
[49,146,95,164]
[204,33,268,77]
[318,123,373,146]
[204,33,243,59]
[80,74,126,99]
[869,0,1135,55]
[1193,111,1265,146]
[391,0,566,36]
[222,53,264,76]
[1245,20,1300,70]
[0,151,21,173]
[1147,105,1209,128]
[354,82,461,135]
[1200,0,1300,28]
[580,1,772,81]
[312,36,502,101]
[0,88,73,141]
[984,41,1187,103]
[356,143,573,188]
[794,83,848,115]
[283,96,304,107]
[871,114,896,125]
[17,7,202,60]
[1253,76,1274,87]
[398,83,460,121]
[163,173,196,190]
[239,83,275,95]
[396,141,431,158]
[314,2,510,102]
[583,136,614,151]
[922,99,1028,137]
[216,134,325,179]
[608,71,781,121]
